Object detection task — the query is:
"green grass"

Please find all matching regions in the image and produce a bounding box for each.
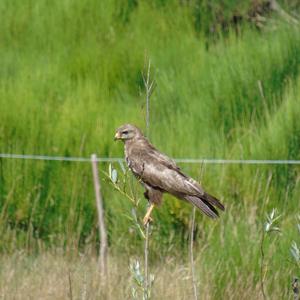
[0,0,300,298]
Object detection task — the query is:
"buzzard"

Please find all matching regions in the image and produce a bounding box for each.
[114,124,224,225]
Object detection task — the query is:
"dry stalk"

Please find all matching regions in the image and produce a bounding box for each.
[190,206,198,300]
[144,222,150,299]
[142,59,155,299]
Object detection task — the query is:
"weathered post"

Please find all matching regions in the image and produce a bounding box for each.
[91,154,108,278]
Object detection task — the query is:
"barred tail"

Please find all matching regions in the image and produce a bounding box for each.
[184,194,224,219]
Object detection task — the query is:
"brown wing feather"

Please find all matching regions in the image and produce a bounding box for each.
[147,144,180,171]
[126,138,224,218]
[145,143,225,212]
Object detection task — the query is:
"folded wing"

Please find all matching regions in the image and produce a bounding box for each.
[137,148,224,218]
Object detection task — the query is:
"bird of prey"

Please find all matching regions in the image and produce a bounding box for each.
[114,124,224,225]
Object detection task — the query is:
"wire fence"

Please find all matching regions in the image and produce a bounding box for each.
[0,153,300,165]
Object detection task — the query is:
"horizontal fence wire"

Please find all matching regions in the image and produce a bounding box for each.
[0,153,300,165]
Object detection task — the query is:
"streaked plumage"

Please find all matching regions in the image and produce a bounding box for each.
[114,124,224,224]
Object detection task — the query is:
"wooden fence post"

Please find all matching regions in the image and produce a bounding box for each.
[91,154,108,278]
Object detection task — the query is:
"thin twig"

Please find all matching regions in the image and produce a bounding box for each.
[103,170,137,204]
[190,206,198,300]
[142,59,156,138]
[143,59,155,299]
[144,223,150,299]
[145,60,150,137]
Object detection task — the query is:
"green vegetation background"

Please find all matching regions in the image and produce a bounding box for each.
[0,0,300,297]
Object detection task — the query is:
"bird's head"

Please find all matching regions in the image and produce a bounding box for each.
[114,124,143,142]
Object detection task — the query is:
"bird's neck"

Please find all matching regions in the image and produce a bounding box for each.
[123,139,131,157]
[124,137,146,157]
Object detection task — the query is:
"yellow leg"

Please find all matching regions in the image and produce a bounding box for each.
[143,203,155,226]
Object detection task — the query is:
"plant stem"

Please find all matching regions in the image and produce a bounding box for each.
[190,206,198,300]
[143,58,155,299]
[144,222,150,299]
[260,230,267,300]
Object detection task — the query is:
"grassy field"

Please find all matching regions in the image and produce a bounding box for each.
[0,0,300,298]
[0,250,294,300]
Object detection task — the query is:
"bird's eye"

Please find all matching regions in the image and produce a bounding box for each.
[122,130,129,135]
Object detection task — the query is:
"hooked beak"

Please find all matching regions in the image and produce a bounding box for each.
[114,132,121,141]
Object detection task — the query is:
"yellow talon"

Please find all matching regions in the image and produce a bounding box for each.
[143,215,153,226]
[143,203,155,226]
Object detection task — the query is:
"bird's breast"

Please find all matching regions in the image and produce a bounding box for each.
[125,155,144,179]
[124,142,146,178]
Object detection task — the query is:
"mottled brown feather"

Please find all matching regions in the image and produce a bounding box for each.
[115,124,224,218]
